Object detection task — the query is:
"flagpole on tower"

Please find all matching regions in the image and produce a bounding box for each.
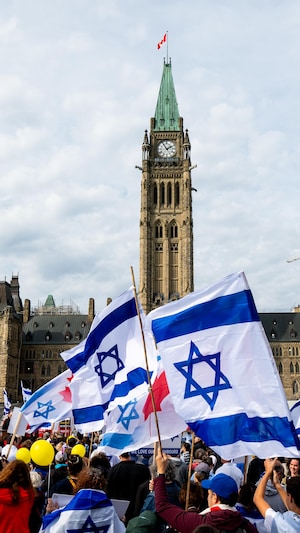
[166,30,169,63]
[130,266,163,452]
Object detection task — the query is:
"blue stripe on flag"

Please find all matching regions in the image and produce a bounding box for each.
[188,413,299,449]
[152,290,259,344]
[101,432,134,449]
[67,297,137,373]
[110,368,149,402]
[73,402,110,425]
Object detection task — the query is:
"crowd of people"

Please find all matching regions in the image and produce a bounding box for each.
[0,429,299,532]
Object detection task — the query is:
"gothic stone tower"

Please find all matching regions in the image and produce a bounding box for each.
[139,60,194,314]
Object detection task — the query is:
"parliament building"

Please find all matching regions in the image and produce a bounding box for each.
[1,61,300,407]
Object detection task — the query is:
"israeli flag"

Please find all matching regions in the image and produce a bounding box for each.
[41,489,125,533]
[61,288,157,433]
[3,389,11,415]
[20,381,32,404]
[146,271,300,459]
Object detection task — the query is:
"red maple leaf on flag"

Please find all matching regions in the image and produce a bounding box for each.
[143,371,169,421]
[58,374,73,403]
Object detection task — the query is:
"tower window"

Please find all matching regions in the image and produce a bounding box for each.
[153,183,158,206]
[155,223,163,239]
[293,380,299,394]
[175,182,180,206]
[167,182,172,206]
[169,223,178,239]
[160,183,165,206]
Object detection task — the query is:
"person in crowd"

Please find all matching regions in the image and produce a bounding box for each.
[255,460,287,513]
[153,450,257,532]
[286,457,300,478]
[253,457,300,532]
[89,451,111,477]
[214,458,244,490]
[49,454,84,496]
[106,451,150,525]
[192,526,219,533]
[179,481,205,513]
[29,470,45,533]
[247,457,265,485]
[235,482,267,532]
[41,467,125,533]
[41,450,68,496]
[0,459,35,533]
[1,436,18,462]
[180,441,191,465]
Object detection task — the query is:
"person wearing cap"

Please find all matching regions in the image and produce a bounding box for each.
[154,451,257,532]
[254,457,300,532]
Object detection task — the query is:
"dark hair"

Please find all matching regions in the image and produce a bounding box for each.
[286,458,300,477]
[179,481,205,512]
[0,459,34,503]
[67,455,83,476]
[286,475,300,507]
[237,482,256,511]
[90,453,110,476]
[75,467,107,493]
[218,492,238,507]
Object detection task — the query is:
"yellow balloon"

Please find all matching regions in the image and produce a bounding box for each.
[16,447,31,464]
[71,443,86,458]
[30,440,55,466]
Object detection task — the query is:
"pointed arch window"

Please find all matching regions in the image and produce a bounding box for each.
[175,182,180,206]
[293,380,299,394]
[278,362,283,374]
[296,362,300,374]
[160,183,165,206]
[153,183,158,206]
[155,222,163,239]
[167,182,172,206]
[41,365,45,377]
[169,222,178,239]
[46,365,51,377]
[290,362,294,373]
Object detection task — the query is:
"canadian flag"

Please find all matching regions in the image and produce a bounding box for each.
[157,33,167,50]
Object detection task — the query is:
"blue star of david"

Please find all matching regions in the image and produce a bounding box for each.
[67,515,109,533]
[117,398,140,430]
[94,344,124,388]
[33,400,56,420]
[174,341,232,410]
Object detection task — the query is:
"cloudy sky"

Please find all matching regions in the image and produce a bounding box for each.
[1,0,300,314]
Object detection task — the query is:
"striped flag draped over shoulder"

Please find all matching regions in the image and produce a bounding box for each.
[146,271,300,459]
[61,288,157,433]
[41,488,125,533]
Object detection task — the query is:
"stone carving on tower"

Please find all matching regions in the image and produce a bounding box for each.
[139,60,194,314]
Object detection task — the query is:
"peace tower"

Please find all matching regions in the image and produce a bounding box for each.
[138,60,194,314]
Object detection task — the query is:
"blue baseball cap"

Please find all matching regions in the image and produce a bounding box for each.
[201,473,238,498]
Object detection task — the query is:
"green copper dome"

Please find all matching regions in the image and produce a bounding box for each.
[154,60,180,131]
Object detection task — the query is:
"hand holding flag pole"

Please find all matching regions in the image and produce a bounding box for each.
[130,266,162,452]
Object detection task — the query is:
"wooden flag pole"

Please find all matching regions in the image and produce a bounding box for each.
[185,432,195,511]
[130,266,162,452]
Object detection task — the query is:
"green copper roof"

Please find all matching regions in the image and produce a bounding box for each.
[44,294,56,307]
[154,61,180,131]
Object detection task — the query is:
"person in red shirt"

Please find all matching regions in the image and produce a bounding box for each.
[0,459,35,533]
[154,451,257,533]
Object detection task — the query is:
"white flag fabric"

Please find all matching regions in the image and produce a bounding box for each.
[41,488,125,533]
[3,389,11,415]
[100,356,186,455]
[291,400,300,438]
[61,288,157,433]
[146,271,300,459]
[21,381,32,404]
[20,370,72,428]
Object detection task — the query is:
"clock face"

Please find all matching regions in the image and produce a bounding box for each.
[158,140,176,158]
